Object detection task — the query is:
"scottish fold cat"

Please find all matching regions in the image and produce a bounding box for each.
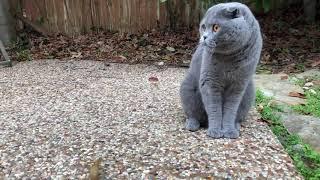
[180,2,262,139]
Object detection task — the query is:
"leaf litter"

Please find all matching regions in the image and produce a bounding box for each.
[19,29,198,67]
[7,4,320,73]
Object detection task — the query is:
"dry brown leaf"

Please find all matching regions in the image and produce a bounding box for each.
[166,46,175,52]
[280,75,288,80]
[148,76,159,89]
[162,55,171,61]
[311,59,320,67]
[111,55,127,62]
[312,80,320,86]
[71,52,82,59]
[288,92,306,99]
[262,53,271,62]
[89,158,102,180]
[257,104,264,112]
[148,76,159,82]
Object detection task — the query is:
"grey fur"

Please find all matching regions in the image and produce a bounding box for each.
[180,2,262,139]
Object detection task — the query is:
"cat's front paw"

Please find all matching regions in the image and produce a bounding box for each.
[207,128,223,138]
[185,118,200,131]
[223,128,240,139]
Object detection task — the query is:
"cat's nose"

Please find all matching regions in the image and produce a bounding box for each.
[203,36,207,40]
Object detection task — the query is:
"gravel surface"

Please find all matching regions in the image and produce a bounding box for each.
[0,60,302,179]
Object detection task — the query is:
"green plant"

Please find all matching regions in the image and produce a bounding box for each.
[160,0,273,13]
[293,88,320,118]
[9,32,32,61]
[256,90,320,179]
[9,33,29,51]
[291,75,320,118]
[291,77,306,87]
[254,0,271,12]
[16,49,32,61]
[295,63,306,72]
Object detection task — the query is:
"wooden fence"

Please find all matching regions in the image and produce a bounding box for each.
[9,0,296,35]
[9,0,203,35]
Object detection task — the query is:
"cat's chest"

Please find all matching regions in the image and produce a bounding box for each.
[213,59,241,73]
[212,60,250,81]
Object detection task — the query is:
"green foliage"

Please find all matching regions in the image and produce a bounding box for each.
[9,32,32,61]
[295,63,306,72]
[159,0,273,12]
[16,49,32,61]
[256,90,320,179]
[291,77,307,87]
[291,75,320,118]
[255,0,271,12]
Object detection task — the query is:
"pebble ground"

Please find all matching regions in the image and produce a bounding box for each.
[0,60,302,179]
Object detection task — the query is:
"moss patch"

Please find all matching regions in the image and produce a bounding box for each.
[256,90,320,179]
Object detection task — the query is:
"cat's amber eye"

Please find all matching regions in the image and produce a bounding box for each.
[212,24,220,32]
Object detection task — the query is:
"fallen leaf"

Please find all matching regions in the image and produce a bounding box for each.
[304,82,314,87]
[280,75,288,80]
[257,104,264,112]
[148,76,159,89]
[262,53,271,62]
[183,60,191,64]
[311,59,320,67]
[112,55,127,62]
[288,92,306,99]
[148,76,159,82]
[162,55,171,61]
[257,118,273,125]
[71,52,82,59]
[223,143,233,148]
[97,41,104,45]
[166,46,175,52]
[312,80,320,86]
[89,158,101,180]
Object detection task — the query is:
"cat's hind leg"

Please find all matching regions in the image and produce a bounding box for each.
[236,79,255,125]
[180,83,207,131]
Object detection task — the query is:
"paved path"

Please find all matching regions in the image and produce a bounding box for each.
[255,70,320,153]
[0,60,301,179]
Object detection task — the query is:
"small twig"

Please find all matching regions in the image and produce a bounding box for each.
[0,40,12,67]
[15,14,50,37]
[175,63,189,68]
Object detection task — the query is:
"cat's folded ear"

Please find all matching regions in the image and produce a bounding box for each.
[224,7,242,19]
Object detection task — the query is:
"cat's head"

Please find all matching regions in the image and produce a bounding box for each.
[199,2,257,53]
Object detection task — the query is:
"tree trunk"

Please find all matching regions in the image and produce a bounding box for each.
[0,0,16,45]
[304,0,317,23]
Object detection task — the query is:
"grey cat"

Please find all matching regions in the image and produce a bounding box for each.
[180,2,262,139]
